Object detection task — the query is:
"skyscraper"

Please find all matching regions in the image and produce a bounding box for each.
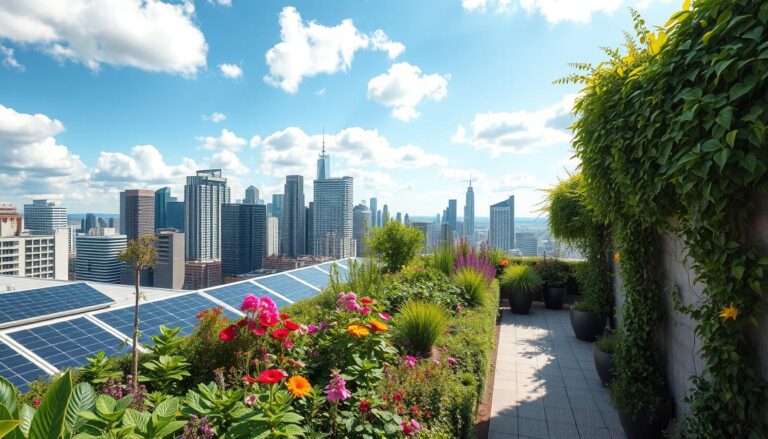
[1,203,67,280]
[515,232,538,257]
[154,187,172,230]
[410,221,431,254]
[166,201,185,231]
[396,212,402,223]
[352,202,370,257]
[404,213,410,226]
[490,196,515,252]
[280,175,306,257]
[271,194,284,219]
[382,204,389,224]
[317,135,331,180]
[75,229,127,283]
[185,169,228,261]
[267,216,279,256]
[245,185,259,205]
[464,179,475,244]
[23,200,67,235]
[369,197,378,227]
[306,202,314,256]
[222,203,266,276]
[154,230,185,289]
[120,189,155,241]
[85,213,97,234]
[446,199,457,234]
[313,176,354,258]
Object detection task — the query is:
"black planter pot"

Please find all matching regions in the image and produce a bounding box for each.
[542,286,566,310]
[618,400,674,439]
[592,345,615,385]
[509,292,533,314]
[569,308,605,342]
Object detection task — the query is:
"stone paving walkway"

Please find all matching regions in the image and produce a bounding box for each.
[489,303,626,439]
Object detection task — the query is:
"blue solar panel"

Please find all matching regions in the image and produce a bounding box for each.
[7,318,126,371]
[336,259,351,269]
[0,340,47,392]
[0,283,113,326]
[204,282,291,310]
[289,268,330,290]
[93,294,236,342]
[318,261,350,283]
[255,274,319,302]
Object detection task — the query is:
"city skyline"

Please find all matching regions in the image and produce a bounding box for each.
[0,1,682,217]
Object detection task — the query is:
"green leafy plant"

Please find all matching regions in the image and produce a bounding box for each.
[533,258,568,287]
[148,326,184,357]
[367,220,425,272]
[430,243,455,276]
[183,382,245,433]
[80,351,121,386]
[451,267,490,307]
[120,397,186,438]
[395,301,448,355]
[595,333,618,354]
[140,355,191,395]
[500,265,542,297]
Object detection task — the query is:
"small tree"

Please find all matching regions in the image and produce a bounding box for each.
[367,220,424,272]
[117,235,157,392]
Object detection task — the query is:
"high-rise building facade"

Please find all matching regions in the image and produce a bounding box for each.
[382,204,389,225]
[222,203,266,276]
[280,176,306,258]
[154,230,185,289]
[184,260,221,290]
[515,232,538,257]
[369,197,378,227]
[75,229,127,283]
[245,185,259,205]
[154,187,172,230]
[267,216,279,256]
[85,213,97,234]
[317,142,331,180]
[166,201,185,232]
[490,196,515,252]
[352,202,370,257]
[120,189,155,241]
[1,203,67,280]
[185,169,228,261]
[271,194,284,219]
[23,200,67,235]
[446,199,458,234]
[464,181,475,244]
[313,176,354,258]
[306,202,314,256]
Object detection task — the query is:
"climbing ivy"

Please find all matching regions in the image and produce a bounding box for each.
[562,0,768,435]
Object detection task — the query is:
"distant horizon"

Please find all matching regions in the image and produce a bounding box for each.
[66,213,547,222]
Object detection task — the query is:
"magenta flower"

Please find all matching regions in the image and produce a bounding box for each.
[378,311,392,321]
[404,355,417,368]
[337,292,362,312]
[307,324,319,334]
[360,307,371,314]
[447,357,457,368]
[240,294,260,312]
[324,371,351,402]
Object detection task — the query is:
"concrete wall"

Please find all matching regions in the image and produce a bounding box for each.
[612,197,768,419]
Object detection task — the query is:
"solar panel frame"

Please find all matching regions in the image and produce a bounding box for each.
[6,317,127,371]
[287,267,331,290]
[0,283,114,329]
[0,340,49,392]
[203,281,292,310]
[254,274,319,302]
[91,293,238,342]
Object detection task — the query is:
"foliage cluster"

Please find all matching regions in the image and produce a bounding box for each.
[499,265,541,297]
[367,221,425,273]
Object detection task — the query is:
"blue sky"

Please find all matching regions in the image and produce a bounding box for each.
[0,0,681,216]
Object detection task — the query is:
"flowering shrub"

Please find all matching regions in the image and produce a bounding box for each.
[453,240,495,284]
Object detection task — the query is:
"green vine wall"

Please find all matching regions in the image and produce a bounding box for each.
[563,0,768,435]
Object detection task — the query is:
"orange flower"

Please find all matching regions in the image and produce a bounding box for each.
[613,252,621,263]
[286,375,312,398]
[720,303,738,321]
[347,324,370,337]
[369,319,389,332]
[500,259,509,266]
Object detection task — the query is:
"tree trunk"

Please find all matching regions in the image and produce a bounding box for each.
[132,267,140,393]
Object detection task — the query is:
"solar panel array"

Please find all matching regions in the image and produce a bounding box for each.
[0,283,114,327]
[0,259,354,390]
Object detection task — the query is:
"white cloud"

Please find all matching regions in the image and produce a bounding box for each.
[219,63,243,78]
[201,112,226,123]
[498,172,541,189]
[450,124,467,144]
[0,44,23,70]
[553,153,580,173]
[249,135,261,149]
[315,88,327,96]
[196,129,247,151]
[93,144,198,184]
[367,62,449,121]
[370,29,405,59]
[259,126,447,178]
[337,167,396,191]
[209,150,248,175]
[264,7,405,93]
[462,0,621,23]
[0,0,207,76]
[465,94,575,156]
[208,0,232,7]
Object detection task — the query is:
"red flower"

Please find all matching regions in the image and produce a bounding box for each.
[283,340,294,349]
[280,312,290,320]
[283,320,300,331]
[271,328,290,340]
[359,400,371,412]
[219,325,237,342]
[258,369,287,384]
[251,327,266,336]
[360,297,374,305]
[243,375,257,384]
[410,406,422,416]
[260,312,279,327]
[237,319,249,328]
[195,310,208,319]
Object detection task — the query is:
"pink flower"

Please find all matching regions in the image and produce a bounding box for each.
[447,357,457,368]
[283,340,294,349]
[402,419,421,436]
[324,371,351,402]
[404,355,417,368]
[244,394,257,407]
[360,307,371,314]
[433,358,440,366]
[455,304,463,313]
[307,324,319,334]
[337,292,362,312]
[240,294,260,312]
[378,312,392,321]
[260,311,280,328]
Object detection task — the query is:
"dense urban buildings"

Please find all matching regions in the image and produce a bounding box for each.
[84,213,97,234]
[120,189,155,241]
[515,232,538,257]
[154,187,173,230]
[0,203,67,280]
[446,199,457,235]
[464,181,475,244]
[154,230,185,289]
[74,228,127,283]
[280,175,306,258]
[244,185,260,205]
[185,169,229,262]
[184,260,221,290]
[490,196,515,252]
[23,199,67,235]
[410,220,432,254]
[221,203,267,276]
[352,202,370,257]
[166,201,185,232]
[369,197,378,227]
[313,176,354,258]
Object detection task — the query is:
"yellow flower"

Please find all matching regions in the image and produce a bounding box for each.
[347,324,370,337]
[613,252,621,263]
[369,319,389,333]
[285,375,312,398]
[720,304,738,321]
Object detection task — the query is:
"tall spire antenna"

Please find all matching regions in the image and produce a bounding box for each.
[321,126,326,157]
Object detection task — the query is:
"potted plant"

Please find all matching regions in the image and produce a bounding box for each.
[593,332,617,385]
[500,264,542,314]
[535,258,568,310]
[570,301,606,342]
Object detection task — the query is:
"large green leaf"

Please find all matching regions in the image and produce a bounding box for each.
[151,398,177,420]
[28,371,72,439]
[64,383,96,434]
[0,421,20,438]
[18,405,34,437]
[151,420,186,438]
[0,378,17,418]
